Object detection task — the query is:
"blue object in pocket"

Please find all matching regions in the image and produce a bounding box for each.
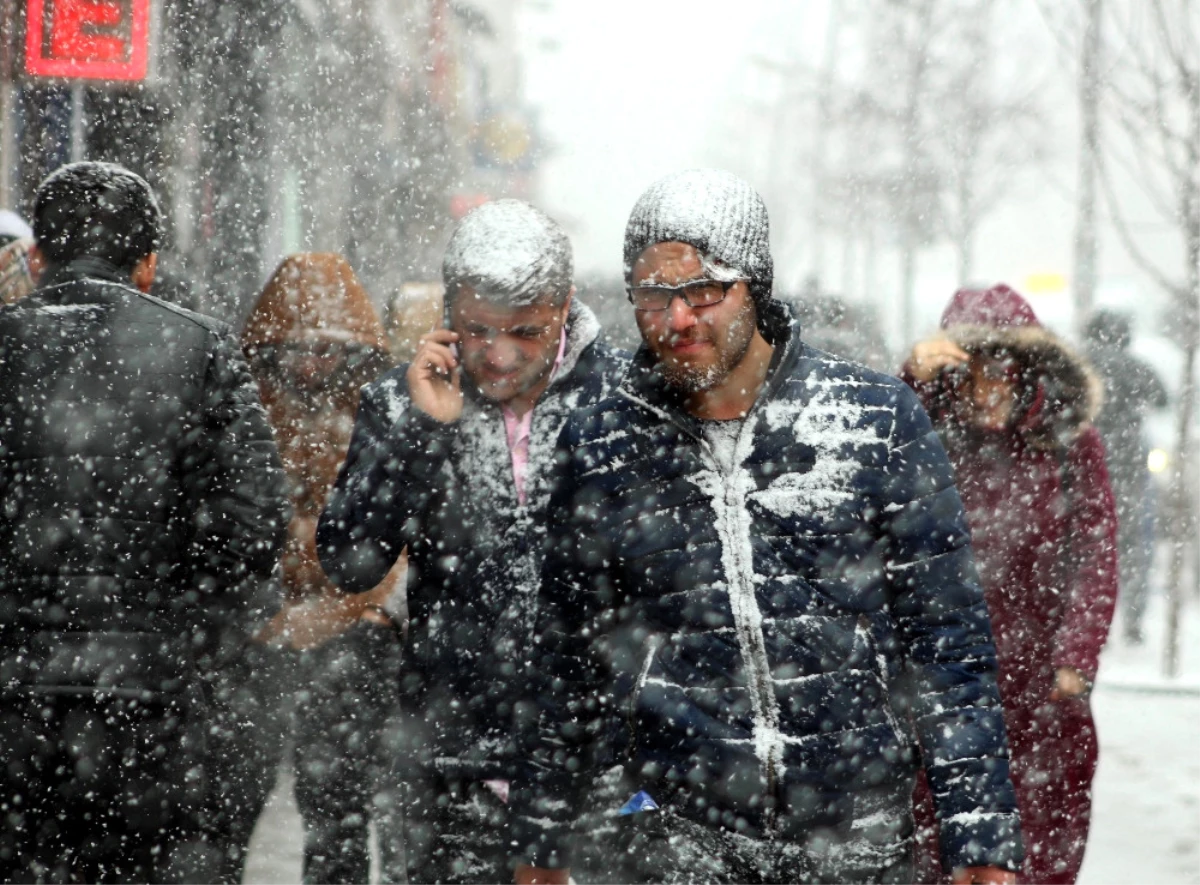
[618,790,660,815]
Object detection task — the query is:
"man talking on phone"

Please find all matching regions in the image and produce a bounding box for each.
[317,200,626,882]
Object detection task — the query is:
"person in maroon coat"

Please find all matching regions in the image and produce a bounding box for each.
[901,284,1119,885]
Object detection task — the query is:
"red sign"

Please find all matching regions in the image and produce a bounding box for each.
[24,0,150,81]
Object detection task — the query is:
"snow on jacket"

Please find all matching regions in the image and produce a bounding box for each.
[0,265,289,716]
[511,298,1022,872]
[903,285,1118,884]
[317,299,628,777]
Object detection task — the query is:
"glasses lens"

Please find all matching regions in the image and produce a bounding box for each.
[630,280,730,311]
[630,287,673,311]
[682,281,727,307]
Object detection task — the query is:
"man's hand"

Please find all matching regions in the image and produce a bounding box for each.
[908,337,970,383]
[951,866,1017,884]
[514,863,570,884]
[1050,665,1091,701]
[408,329,463,423]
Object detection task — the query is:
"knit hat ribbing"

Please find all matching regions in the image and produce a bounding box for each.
[623,169,773,302]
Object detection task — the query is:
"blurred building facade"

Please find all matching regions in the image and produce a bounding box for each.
[0,0,540,324]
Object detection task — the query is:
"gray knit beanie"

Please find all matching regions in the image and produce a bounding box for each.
[623,168,773,302]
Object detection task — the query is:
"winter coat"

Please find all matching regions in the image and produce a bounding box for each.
[511,298,1022,874]
[1083,317,1167,491]
[902,285,1119,885]
[317,299,628,779]
[242,254,399,623]
[0,265,289,758]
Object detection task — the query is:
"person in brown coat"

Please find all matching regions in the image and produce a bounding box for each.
[218,253,404,883]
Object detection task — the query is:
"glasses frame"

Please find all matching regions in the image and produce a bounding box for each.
[624,278,744,312]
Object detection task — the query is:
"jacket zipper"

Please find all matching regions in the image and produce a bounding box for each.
[619,383,786,826]
[858,613,906,741]
[626,637,660,761]
[711,423,782,829]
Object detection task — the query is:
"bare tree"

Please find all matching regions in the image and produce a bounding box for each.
[1073,0,1105,329]
[930,4,1049,284]
[877,0,938,347]
[808,0,845,289]
[722,0,1053,338]
[1091,0,1199,676]
[817,0,1051,338]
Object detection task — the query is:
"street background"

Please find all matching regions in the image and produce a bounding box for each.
[242,593,1200,884]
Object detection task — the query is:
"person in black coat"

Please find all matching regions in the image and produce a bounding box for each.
[1083,309,1168,644]
[317,200,627,882]
[510,170,1022,885]
[0,162,289,883]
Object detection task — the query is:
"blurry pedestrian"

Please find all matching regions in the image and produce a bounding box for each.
[511,170,1021,885]
[239,252,404,884]
[902,284,1119,885]
[317,200,627,883]
[0,161,289,883]
[1083,308,1167,644]
[0,235,36,304]
[0,206,36,304]
[783,290,892,370]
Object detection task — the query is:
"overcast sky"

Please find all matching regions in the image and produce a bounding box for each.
[517,0,797,273]
[514,0,1181,347]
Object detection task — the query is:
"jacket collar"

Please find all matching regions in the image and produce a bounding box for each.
[38,257,133,290]
[547,297,602,390]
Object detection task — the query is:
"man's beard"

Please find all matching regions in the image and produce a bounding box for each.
[657,298,757,393]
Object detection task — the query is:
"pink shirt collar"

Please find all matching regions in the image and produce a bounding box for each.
[501,326,568,505]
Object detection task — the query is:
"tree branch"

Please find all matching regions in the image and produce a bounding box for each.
[1096,147,1184,298]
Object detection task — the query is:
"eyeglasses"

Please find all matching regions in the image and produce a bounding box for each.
[625,278,743,312]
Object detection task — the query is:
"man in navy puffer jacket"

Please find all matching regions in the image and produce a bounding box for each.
[511,170,1022,885]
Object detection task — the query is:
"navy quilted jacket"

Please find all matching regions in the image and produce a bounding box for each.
[512,301,1022,873]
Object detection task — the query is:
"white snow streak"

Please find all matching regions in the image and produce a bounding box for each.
[693,417,786,788]
[755,379,889,520]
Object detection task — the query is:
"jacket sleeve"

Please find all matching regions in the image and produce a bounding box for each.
[1053,427,1119,682]
[509,414,617,869]
[316,370,457,594]
[879,383,1023,873]
[180,330,290,667]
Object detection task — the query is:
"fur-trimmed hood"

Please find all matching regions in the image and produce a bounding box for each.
[939,285,1103,448]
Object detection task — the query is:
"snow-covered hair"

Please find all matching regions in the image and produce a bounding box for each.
[624,168,773,303]
[442,199,573,308]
